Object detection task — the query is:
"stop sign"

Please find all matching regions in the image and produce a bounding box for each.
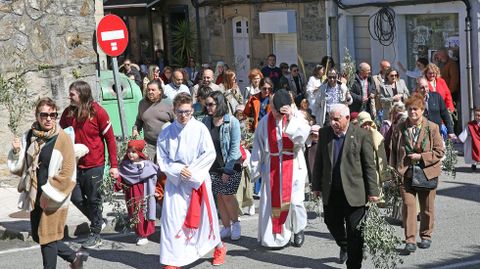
[96,14,129,57]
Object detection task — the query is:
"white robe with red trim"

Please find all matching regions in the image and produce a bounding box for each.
[249,112,310,248]
[157,119,221,267]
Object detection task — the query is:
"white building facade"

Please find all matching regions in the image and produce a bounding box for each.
[328,0,480,127]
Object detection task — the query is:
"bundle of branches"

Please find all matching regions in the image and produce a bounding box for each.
[342,48,356,89]
[441,139,457,179]
[358,202,403,269]
[0,72,36,136]
[382,165,403,216]
[304,183,322,218]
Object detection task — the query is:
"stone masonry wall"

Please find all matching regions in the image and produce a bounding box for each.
[0,0,97,182]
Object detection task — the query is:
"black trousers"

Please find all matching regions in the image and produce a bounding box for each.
[71,165,105,234]
[324,191,365,269]
[31,206,76,269]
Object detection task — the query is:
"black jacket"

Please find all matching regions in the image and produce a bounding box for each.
[425,91,454,134]
[349,74,376,113]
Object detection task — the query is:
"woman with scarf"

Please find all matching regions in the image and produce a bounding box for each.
[157,93,226,268]
[390,93,444,255]
[116,140,159,246]
[8,98,88,269]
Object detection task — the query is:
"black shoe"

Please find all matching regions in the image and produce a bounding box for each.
[472,164,477,171]
[338,247,347,264]
[292,231,305,247]
[70,251,89,269]
[418,239,431,249]
[82,233,102,249]
[401,243,417,255]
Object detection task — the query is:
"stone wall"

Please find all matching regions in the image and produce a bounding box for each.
[0,0,98,181]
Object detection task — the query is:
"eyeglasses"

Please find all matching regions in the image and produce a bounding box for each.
[389,74,399,77]
[292,69,299,72]
[125,63,131,66]
[39,112,58,119]
[205,102,216,107]
[175,109,192,116]
[262,87,272,91]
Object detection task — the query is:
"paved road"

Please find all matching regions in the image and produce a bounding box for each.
[0,159,479,269]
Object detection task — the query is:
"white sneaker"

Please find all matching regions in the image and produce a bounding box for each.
[220,227,231,239]
[136,237,148,246]
[231,221,241,241]
[101,218,107,231]
[248,205,255,216]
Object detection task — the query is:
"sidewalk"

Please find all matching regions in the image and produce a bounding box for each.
[0,187,117,241]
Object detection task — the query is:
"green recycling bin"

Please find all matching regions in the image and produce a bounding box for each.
[99,70,143,138]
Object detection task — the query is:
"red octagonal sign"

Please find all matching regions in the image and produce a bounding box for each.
[96,14,129,57]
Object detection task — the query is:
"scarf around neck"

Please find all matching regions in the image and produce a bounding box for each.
[24,122,59,210]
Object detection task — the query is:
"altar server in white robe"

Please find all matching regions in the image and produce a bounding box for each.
[250,89,311,249]
[157,92,226,268]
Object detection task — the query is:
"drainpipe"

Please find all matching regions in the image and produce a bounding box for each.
[325,0,332,57]
[191,0,202,62]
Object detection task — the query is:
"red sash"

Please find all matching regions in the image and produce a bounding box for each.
[267,113,294,234]
[468,121,480,162]
[176,182,215,241]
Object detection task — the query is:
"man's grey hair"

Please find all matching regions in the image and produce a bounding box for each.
[416,77,428,84]
[329,104,350,117]
[358,62,370,71]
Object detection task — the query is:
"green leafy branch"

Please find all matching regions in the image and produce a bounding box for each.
[0,72,36,136]
[441,139,457,179]
[382,165,403,217]
[358,202,403,269]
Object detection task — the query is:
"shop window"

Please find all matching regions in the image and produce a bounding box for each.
[405,14,459,86]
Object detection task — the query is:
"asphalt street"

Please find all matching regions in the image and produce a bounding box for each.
[0,158,478,269]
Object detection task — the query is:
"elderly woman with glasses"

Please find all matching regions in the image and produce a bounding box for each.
[312,69,352,127]
[390,93,445,255]
[243,77,273,133]
[423,63,454,112]
[379,68,410,117]
[157,93,227,268]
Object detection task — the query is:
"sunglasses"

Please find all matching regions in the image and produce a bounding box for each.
[39,112,58,119]
[205,102,216,107]
[262,87,272,91]
[175,109,192,116]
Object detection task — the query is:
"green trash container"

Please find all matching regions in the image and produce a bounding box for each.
[99,70,143,138]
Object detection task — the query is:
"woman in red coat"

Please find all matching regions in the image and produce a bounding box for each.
[423,63,454,112]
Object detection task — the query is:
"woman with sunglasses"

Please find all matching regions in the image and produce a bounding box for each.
[379,68,410,117]
[243,77,274,133]
[202,91,242,241]
[9,98,88,268]
[157,93,226,268]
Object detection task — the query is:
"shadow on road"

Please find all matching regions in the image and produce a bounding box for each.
[416,245,480,268]
[437,181,480,203]
[86,247,158,269]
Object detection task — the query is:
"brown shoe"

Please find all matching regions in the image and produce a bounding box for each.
[70,251,89,269]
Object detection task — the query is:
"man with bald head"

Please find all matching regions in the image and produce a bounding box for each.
[349,62,376,117]
[163,69,191,100]
[191,68,222,102]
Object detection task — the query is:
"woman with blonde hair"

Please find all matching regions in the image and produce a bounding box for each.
[423,63,454,112]
[221,69,244,114]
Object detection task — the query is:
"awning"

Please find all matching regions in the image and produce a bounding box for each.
[103,0,162,9]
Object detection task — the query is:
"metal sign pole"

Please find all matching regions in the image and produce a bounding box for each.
[111,57,128,140]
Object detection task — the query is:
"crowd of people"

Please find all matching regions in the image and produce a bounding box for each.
[7,51,480,269]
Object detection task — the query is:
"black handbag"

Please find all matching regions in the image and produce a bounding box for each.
[411,165,438,190]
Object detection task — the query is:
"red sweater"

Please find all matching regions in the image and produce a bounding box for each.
[60,102,118,169]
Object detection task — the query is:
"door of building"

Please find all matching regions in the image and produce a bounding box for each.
[232,16,250,93]
[273,33,298,67]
